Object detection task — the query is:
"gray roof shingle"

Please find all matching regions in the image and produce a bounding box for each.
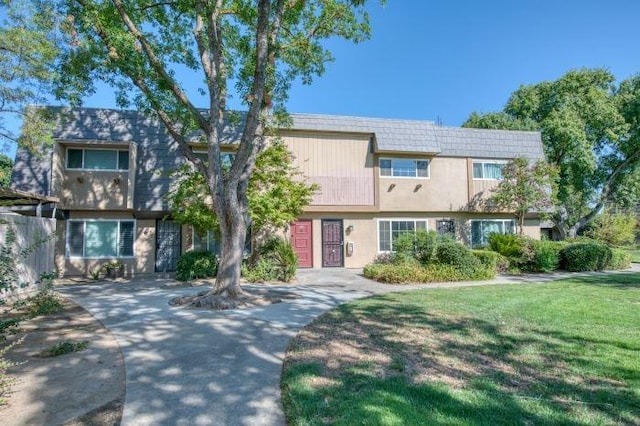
[11,108,545,211]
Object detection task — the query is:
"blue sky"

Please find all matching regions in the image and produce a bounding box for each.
[6,0,640,156]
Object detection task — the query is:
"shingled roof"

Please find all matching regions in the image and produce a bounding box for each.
[11,108,545,208]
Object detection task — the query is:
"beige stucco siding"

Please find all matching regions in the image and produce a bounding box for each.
[295,213,541,269]
[284,132,375,206]
[378,157,470,212]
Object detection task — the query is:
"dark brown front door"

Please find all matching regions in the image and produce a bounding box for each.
[322,219,343,267]
[291,220,313,268]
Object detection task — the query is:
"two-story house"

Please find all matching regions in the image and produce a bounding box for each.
[11,108,545,277]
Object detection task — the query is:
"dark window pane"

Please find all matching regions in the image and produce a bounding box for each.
[379,159,392,176]
[67,149,83,169]
[118,151,129,170]
[84,150,118,170]
[416,160,429,177]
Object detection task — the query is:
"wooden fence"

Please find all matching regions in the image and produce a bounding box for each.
[0,213,56,299]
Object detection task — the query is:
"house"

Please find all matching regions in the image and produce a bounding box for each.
[11,108,545,277]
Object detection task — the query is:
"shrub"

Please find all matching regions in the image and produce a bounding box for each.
[607,249,632,270]
[243,238,297,283]
[586,212,637,246]
[488,233,525,259]
[414,230,439,265]
[472,250,499,279]
[530,240,561,272]
[362,263,426,284]
[560,243,612,272]
[176,251,218,281]
[436,241,481,276]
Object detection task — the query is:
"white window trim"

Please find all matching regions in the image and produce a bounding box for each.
[379,157,430,179]
[471,159,508,181]
[377,218,429,253]
[469,218,515,247]
[66,219,136,259]
[66,147,130,172]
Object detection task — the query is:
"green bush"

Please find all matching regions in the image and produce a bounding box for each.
[586,212,637,247]
[389,230,439,265]
[243,238,297,283]
[607,249,632,270]
[436,241,481,276]
[176,251,218,281]
[530,240,561,272]
[560,243,612,272]
[488,233,525,259]
[472,250,499,279]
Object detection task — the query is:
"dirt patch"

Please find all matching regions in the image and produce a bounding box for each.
[1,298,125,425]
[169,286,300,310]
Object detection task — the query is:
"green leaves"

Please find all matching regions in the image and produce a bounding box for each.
[464,68,640,237]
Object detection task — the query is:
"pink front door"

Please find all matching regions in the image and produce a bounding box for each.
[291,220,313,268]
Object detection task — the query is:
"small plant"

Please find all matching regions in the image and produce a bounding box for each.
[243,238,298,283]
[0,337,23,406]
[41,340,89,357]
[176,251,218,281]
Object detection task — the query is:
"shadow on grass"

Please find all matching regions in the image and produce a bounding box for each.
[556,272,640,290]
[283,298,640,425]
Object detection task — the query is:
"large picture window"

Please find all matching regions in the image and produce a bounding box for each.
[379,158,429,178]
[470,219,515,247]
[378,219,427,252]
[472,160,505,180]
[67,220,135,258]
[67,148,129,171]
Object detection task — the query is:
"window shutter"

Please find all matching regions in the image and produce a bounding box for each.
[119,222,135,256]
[68,222,84,256]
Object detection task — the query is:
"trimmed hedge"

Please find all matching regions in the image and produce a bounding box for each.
[560,243,612,272]
[176,251,218,281]
[608,249,632,270]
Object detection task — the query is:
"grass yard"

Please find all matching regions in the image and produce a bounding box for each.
[622,245,640,263]
[281,273,640,425]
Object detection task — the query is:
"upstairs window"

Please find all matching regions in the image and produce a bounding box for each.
[472,160,505,180]
[379,158,429,178]
[67,148,129,171]
[193,151,236,172]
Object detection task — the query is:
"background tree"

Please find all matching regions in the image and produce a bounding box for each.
[0,153,13,187]
[54,0,374,301]
[488,157,557,235]
[0,0,60,153]
[463,68,640,238]
[168,139,318,244]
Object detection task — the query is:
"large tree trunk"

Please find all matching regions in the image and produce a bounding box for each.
[214,209,247,297]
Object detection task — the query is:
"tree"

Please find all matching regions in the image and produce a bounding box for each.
[168,138,318,244]
[54,0,373,300]
[0,0,60,153]
[463,69,640,238]
[0,153,12,187]
[488,157,557,235]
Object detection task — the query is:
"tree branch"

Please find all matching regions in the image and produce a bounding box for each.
[111,0,210,133]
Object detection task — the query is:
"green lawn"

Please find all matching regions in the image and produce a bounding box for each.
[282,273,640,425]
[622,245,640,263]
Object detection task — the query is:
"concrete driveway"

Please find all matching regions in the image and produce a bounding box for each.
[58,266,639,425]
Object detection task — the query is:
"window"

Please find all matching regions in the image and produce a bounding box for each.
[378,219,427,252]
[67,220,135,258]
[472,160,505,180]
[193,151,235,173]
[193,227,251,255]
[470,219,515,247]
[436,219,455,238]
[67,148,129,171]
[379,158,429,178]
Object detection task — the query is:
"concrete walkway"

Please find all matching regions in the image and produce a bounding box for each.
[57,266,640,425]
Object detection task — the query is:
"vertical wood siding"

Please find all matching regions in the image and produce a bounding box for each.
[284,132,375,206]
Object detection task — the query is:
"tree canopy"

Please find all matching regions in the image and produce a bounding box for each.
[0,0,60,153]
[53,0,375,300]
[463,68,640,238]
[488,157,557,235]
